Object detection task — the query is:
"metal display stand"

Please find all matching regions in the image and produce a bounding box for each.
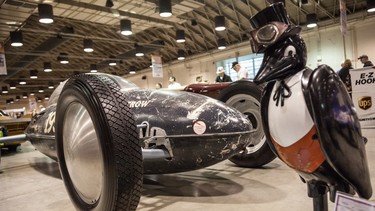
[307,181,329,211]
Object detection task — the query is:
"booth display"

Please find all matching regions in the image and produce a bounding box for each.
[350,66,375,128]
[250,2,372,210]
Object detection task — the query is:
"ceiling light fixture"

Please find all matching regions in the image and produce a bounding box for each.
[38,87,44,93]
[2,86,8,94]
[215,16,226,31]
[135,44,144,57]
[159,0,172,17]
[120,19,132,36]
[57,52,69,64]
[217,38,226,50]
[10,31,23,47]
[177,49,185,60]
[176,30,185,43]
[109,56,117,66]
[191,19,198,26]
[105,0,114,7]
[48,82,54,89]
[83,39,94,52]
[19,77,26,85]
[44,62,52,72]
[306,13,317,28]
[16,96,20,101]
[90,64,98,73]
[129,66,136,74]
[367,0,375,12]
[30,70,38,79]
[9,81,16,89]
[22,92,28,98]
[38,4,54,24]
[45,95,50,100]
[272,0,285,4]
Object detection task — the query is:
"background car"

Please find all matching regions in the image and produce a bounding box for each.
[0,110,30,151]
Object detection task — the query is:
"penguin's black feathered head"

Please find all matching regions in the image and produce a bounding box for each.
[250,2,307,84]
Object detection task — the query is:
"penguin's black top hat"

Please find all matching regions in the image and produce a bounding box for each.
[250,2,291,29]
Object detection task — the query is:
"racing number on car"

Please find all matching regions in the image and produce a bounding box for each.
[45,111,56,134]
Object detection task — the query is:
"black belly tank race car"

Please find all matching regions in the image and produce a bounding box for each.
[1,73,274,211]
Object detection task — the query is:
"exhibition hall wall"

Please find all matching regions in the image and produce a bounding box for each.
[125,16,375,89]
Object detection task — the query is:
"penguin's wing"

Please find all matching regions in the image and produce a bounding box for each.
[302,65,372,199]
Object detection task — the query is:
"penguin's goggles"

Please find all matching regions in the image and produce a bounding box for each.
[249,22,289,53]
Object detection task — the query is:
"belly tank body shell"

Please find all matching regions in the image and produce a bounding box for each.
[25,74,253,174]
[126,89,252,174]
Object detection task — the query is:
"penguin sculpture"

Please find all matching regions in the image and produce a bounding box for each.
[249,2,372,207]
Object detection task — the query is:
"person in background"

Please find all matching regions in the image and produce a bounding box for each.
[232,61,248,80]
[39,105,46,112]
[358,55,374,67]
[168,76,181,88]
[155,83,162,89]
[215,66,232,82]
[337,59,353,97]
[195,76,202,83]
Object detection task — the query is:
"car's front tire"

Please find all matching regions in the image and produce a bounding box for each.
[56,74,143,211]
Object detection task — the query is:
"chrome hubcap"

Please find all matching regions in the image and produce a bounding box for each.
[63,102,103,204]
[225,94,266,154]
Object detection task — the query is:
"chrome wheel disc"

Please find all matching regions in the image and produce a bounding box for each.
[63,102,103,204]
[225,94,266,154]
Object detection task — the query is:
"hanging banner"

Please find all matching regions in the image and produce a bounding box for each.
[350,66,375,128]
[339,0,347,35]
[151,54,163,78]
[0,42,7,75]
[29,96,37,114]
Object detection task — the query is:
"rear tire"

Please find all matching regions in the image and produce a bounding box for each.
[218,81,276,168]
[56,74,143,211]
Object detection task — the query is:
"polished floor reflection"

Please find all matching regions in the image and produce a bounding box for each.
[1,129,375,211]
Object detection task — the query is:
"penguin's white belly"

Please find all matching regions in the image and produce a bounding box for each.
[268,73,314,147]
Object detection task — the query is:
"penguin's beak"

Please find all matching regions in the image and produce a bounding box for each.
[253,62,273,84]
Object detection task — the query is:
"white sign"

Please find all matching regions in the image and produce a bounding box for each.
[151,54,163,78]
[334,192,375,211]
[350,66,375,128]
[0,42,7,75]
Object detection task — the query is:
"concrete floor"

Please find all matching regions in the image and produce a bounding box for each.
[1,129,375,211]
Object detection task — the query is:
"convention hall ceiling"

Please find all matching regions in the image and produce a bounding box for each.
[0,0,373,101]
